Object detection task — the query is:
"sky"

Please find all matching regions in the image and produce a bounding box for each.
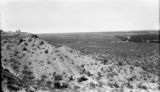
[0,0,159,33]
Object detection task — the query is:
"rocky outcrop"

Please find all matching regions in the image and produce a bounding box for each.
[1,31,160,92]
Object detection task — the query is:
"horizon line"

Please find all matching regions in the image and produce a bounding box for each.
[1,29,159,34]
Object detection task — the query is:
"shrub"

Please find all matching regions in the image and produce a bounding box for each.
[54,74,63,81]
[128,34,159,43]
[54,82,68,89]
[77,76,88,82]
[21,65,35,85]
[31,34,38,38]
[138,84,147,90]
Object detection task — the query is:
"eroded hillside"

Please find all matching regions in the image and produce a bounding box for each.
[1,31,160,92]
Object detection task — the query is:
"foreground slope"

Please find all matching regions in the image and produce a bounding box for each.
[1,31,160,92]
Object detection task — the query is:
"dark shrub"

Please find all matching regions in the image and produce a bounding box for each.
[126,83,134,89]
[158,86,160,90]
[18,39,24,44]
[113,83,119,88]
[128,78,133,81]
[54,82,68,89]
[77,76,88,82]
[7,84,21,91]
[41,75,47,81]
[46,81,53,88]
[23,47,27,51]
[40,41,44,45]
[116,36,128,41]
[21,65,35,85]
[138,84,147,90]
[24,43,28,46]
[69,76,74,81]
[45,50,48,54]
[10,63,20,73]
[54,75,63,81]
[73,85,80,89]
[31,34,38,38]
[128,34,159,43]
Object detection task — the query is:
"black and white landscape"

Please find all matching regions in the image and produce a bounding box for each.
[1,30,160,92]
[1,0,160,92]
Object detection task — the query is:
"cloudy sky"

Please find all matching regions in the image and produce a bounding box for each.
[0,0,159,33]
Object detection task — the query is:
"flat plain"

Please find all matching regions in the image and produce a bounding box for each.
[38,31,160,75]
